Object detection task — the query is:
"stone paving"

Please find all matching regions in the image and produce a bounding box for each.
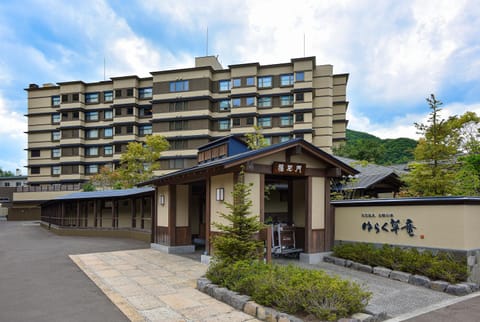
[70,249,259,322]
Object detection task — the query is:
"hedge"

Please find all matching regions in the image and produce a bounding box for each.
[332,243,468,284]
[206,260,371,321]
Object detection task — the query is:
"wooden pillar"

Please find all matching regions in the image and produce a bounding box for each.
[205,178,211,254]
[324,177,334,251]
[131,198,137,228]
[99,200,103,228]
[76,201,80,227]
[84,201,88,227]
[151,193,156,243]
[305,177,313,253]
[168,185,176,246]
[259,174,265,223]
[111,199,116,228]
[287,179,294,224]
[140,197,145,229]
[93,200,98,228]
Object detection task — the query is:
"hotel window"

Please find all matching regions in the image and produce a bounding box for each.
[296,113,304,122]
[126,107,134,115]
[295,71,305,82]
[115,89,122,98]
[246,76,255,86]
[86,129,99,139]
[85,92,99,103]
[246,117,254,125]
[52,166,61,176]
[219,100,230,112]
[280,74,294,86]
[258,117,271,128]
[169,80,189,92]
[280,95,294,106]
[31,149,40,157]
[232,118,241,127]
[139,106,152,117]
[295,93,304,102]
[85,146,99,156]
[170,140,188,150]
[126,125,133,134]
[126,88,134,97]
[52,113,61,123]
[219,119,230,130]
[170,101,187,112]
[104,145,113,156]
[246,97,255,106]
[52,148,61,158]
[232,78,241,87]
[264,137,272,145]
[85,164,98,174]
[52,131,61,141]
[72,93,79,102]
[280,135,291,143]
[258,76,272,88]
[138,87,152,99]
[232,98,241,108]
[31,167,40,174]
[258,96,272,108]
[104,127,113,138]
[85,111,99,121]
[280,115,293,126]
[115,107,122,116]
[139,125,152,136]
[51,95,60,106]
[169,159,185,169]
[219,80,231,91]
[104,110,113,120]
[169,120,188,131]
[104,91,113,102]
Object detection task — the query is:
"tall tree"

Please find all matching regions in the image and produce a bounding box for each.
[404,94,480,196]
[0,168,14,177]
[245,125,269,150]
[118,135,169,188]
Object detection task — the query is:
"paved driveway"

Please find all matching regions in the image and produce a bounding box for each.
[0,221,148,322]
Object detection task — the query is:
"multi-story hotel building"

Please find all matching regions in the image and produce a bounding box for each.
[25,56,348,187]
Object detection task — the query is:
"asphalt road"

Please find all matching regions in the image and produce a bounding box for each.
[0,221,149,322]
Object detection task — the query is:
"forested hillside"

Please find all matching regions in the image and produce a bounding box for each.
[334,129,417,165]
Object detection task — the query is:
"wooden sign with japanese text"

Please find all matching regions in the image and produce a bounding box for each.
[272,162,306,176]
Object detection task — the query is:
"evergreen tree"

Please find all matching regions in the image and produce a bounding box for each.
[211,170,265,264]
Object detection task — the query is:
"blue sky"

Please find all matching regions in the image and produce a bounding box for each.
[1,0,480,173]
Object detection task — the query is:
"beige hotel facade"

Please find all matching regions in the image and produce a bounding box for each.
[25,56,348,187]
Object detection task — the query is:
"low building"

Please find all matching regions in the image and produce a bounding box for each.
[140,136,356,263]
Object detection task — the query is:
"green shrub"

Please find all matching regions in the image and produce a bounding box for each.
[206,260,371,321]
[333,243,468,283]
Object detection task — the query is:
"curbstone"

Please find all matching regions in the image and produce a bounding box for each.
[225,293,250,311]
[409,275,431,288]
[204,283,217,297]
[465,282,479,292]
[373,266,392,278]
[213,287,228,301]
[345,260,354,268]
[338,319,360,322]
[390,270,411,283]
[445,284,471,296]
[468,255,476,267]
[334,257,347,266]
[323,255,335,263]
[351,312,374,321]
[243,301,259,316]
[263,307,279,322]
[430,280,449,292]
[352,262,373,273]
[196,277,211,292]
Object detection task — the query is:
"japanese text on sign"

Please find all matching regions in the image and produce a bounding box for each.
[361,218,417,237]
[272,162,306,176]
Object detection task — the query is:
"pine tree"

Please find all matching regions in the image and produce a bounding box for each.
[211,171,265,264]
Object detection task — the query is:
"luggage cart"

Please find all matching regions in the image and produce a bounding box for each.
[271,223,303,258]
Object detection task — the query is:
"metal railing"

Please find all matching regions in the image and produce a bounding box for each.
[16,184,81,193]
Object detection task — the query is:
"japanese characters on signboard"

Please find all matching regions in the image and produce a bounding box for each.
[361,213,417,237]
[272,162,306,176]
